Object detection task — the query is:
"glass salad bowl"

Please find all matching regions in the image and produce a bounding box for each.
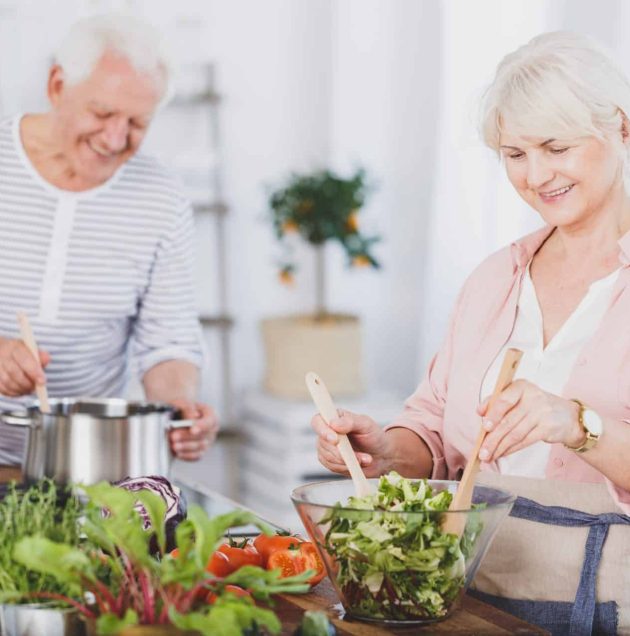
[291,473,515,625]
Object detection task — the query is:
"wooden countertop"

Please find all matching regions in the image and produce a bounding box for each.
[0,467,548,634]
[275,579,549,635]
[0,465,22,483]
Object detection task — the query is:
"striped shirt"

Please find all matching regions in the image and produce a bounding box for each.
[0,114,203,464]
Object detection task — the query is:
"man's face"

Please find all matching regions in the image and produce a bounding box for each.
[49,51,164,188]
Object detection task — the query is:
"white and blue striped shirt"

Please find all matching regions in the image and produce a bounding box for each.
[0,115,203,464]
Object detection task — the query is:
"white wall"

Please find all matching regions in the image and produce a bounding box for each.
[205,0,336,409]
[328,1,442,390]
[416,0,630,375]
[2,0,630,421]
[0,0,338,420]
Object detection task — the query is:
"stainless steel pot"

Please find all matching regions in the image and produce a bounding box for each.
[0,398,191,484]
[0,603,86,636]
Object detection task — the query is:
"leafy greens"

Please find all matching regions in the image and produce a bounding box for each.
[320,472,483,621]
[13,481,311,635]
[0,479,83,605]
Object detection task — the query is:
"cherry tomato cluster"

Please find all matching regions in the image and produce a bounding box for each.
[207,540,263,577]
[170,532,326,603]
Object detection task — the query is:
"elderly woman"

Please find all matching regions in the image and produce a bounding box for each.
[312,32,630,635]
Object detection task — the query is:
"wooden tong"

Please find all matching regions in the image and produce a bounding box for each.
[442,348,523,536]
[306,372,373,497]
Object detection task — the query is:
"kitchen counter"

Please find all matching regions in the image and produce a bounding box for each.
[274,578,549,635]
[0,468,549,635]
[174,475,549,635]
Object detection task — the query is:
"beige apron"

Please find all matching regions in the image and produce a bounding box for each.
[471,473,630,635]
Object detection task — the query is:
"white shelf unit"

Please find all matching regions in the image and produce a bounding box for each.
[239,389,405,531]
[145,63,234,426]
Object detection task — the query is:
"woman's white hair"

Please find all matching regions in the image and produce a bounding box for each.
[54,13,171,96]
[481,31,630,152]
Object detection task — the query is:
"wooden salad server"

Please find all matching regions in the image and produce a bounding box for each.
[442,348,523,536]
[306,371,373,497]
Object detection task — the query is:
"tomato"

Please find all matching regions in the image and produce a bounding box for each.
[206,584,252,604]
[267,542,326,587]
[253,533,302,566]
[206,542,263,576]
[207,549,231,577]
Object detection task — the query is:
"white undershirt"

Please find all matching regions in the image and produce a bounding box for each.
[480,264,620,478]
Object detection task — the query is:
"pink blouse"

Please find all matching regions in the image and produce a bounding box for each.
[386,225,630,513]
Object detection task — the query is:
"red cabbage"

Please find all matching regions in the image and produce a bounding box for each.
[112,475,187,553]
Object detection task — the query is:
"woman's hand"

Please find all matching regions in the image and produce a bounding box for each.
[0,337,50,398]
[311,409,392,477]
[477,379,585,461]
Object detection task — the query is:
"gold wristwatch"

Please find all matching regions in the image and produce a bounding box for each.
[564,399,603,453]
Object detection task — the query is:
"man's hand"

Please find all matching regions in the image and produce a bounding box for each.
[0,337,50,397]
[167,398,219,461]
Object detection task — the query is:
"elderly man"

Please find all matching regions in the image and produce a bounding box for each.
[0,14,218,465]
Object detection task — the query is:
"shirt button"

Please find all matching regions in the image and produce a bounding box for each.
[554,457,564,467]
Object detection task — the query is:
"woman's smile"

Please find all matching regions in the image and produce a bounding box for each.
[538,183,575,203]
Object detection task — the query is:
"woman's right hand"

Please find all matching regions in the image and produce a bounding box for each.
[0,337,50,397]
[311,409,391,477]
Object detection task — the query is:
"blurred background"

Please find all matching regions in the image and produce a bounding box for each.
[1,0,629,525]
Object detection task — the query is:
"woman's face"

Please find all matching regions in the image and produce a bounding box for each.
[499,128,626,229]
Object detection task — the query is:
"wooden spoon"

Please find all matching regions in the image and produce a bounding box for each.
[305,372,373,497]
[442,348,523,536]
[17,312,51,414]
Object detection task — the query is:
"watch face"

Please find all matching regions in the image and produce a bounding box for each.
[583,409,603,436]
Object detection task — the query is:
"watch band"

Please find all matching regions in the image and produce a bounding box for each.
[564,399,599,453]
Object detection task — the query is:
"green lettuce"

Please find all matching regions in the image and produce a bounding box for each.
[320,472,483,621]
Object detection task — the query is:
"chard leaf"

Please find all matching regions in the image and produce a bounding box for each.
[181,507,272,570]
[223,565,311,600]
[13,537,94,588]
[133,489,167,554]
[96,609,139,634]
[170,599,281,636]
[81,483,153,569]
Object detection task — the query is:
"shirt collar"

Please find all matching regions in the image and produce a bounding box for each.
[511,225,630,270]
[618,228,630,266]
[510,226,555,272]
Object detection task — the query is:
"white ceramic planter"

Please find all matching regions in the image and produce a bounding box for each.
[261,313,364,399]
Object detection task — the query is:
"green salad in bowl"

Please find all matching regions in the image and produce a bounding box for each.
[291,472,514,624]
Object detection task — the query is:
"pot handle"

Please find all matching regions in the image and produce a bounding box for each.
[168,409,194,430]
[169,420,195,429]
[0,410,38,428]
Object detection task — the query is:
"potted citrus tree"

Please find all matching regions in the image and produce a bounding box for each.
[263,168,379,398]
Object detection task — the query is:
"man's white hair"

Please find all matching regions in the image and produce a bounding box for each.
[481,31,630,151]
[54,13,171,95]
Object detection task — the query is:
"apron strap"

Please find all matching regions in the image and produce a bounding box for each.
[509,496,630,636]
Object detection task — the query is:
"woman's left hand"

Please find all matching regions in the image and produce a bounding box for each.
[477,379,585,461]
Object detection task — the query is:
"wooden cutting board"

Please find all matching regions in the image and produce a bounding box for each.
[275,579,550,635]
